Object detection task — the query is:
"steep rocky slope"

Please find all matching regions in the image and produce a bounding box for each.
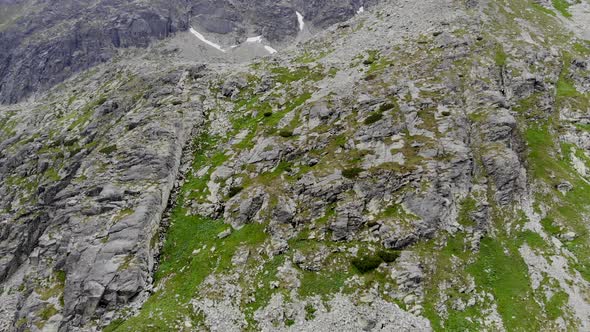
[1,0,590,331]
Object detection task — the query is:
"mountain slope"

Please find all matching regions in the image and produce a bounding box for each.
[1,0,590,331]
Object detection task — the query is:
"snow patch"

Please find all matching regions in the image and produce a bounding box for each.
[245,35,277,54]
[264,45,278,54]
[246,36,263,43]
[296,11,305,31]
[357,6,365,14]
[189,27,225,53]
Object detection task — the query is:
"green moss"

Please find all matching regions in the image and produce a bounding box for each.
[380,204,419,221]
[519,230,548,249]
[112,214,267,331]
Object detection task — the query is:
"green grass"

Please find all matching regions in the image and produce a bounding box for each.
[467,236,542,331]
[526,125,590,284]
[67,96,107,131]
[546,290,569,320]
[531,3,556,16]
[109,213,267,331]
[44,168,61,182]
[36,304,58,328]
[556,78,577,98]
[494,45,508,66]
[552,0,572,18]
[458,197,477,226]
[107,128,267,331]
[99,145,117,155]
[298,268,350,298]
[270,66,325,84]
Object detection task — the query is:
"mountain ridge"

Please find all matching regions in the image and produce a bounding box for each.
[1,0,590,331]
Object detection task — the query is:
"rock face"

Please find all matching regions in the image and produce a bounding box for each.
[2,0,590,331]
[0,0,188,104]
[0,0,369,104]
[0,63,207,330]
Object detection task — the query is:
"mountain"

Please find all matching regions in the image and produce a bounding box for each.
[0,0,370,104]
[1,0,590,331]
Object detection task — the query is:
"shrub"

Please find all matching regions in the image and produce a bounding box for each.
[304,303,317,320]
[227,186,243,198]
[342,167,363,179]
[364,112,383,125]
[351,255,382,273]
[263,111,273,117]
[378,103,395,112]
[377,250,400,263]
[279,130,294,138]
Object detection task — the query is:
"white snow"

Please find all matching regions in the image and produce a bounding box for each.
[246,36,263,43]
[245,35,277,54]
[296,11,305,31]
[189,27,226,53]
[357,6,365,14]
[264,45,278,54]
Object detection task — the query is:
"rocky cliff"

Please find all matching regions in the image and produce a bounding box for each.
[0,0,370,104]
[1,0,590,331]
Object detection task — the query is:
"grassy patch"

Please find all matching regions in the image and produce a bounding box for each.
[342,167,364,179]
[546,290,569,320]
[494,45,508,66]
[552,0,572,18]
[467,236,542,331]
[531,3,556,16]
[99,145,117,155]
[298,267,350,298]
[556,78,577,98]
